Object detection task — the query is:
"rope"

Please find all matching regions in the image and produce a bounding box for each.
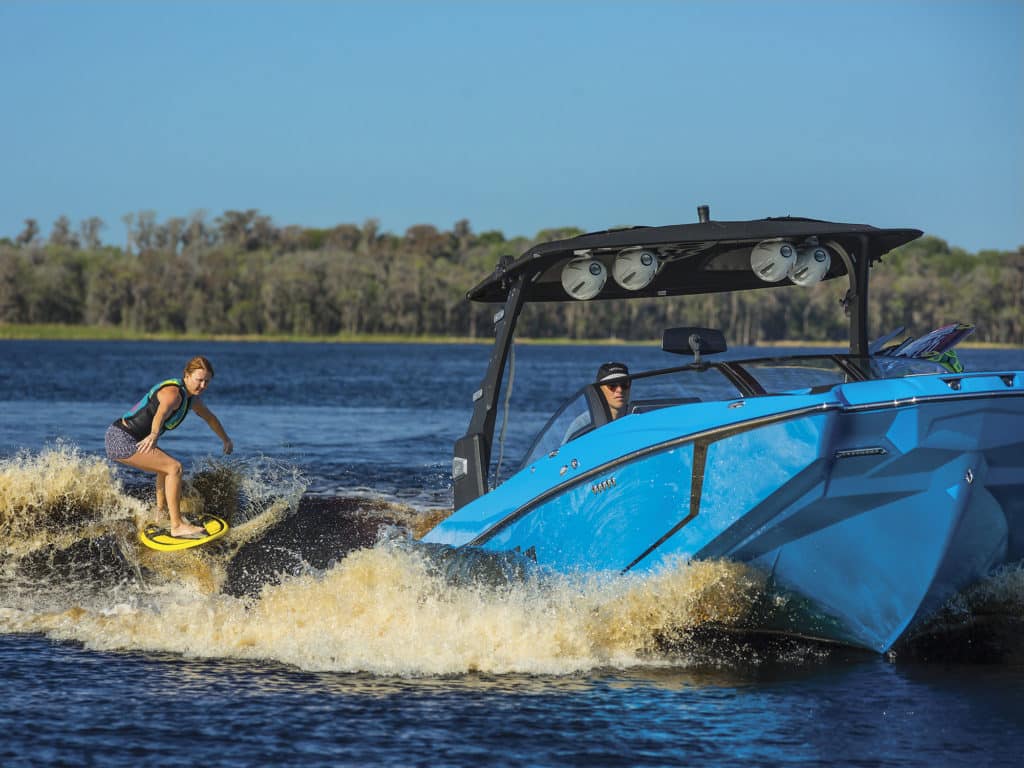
[493,342,515,487]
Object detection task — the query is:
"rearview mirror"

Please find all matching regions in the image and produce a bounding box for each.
[662,327,727,358]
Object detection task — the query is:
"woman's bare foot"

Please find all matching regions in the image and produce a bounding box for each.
[170,522,206,539]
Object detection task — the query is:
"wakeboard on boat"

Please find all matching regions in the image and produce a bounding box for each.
[422,208,1024,654]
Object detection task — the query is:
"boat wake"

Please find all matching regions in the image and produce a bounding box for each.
[1,444,1021,674]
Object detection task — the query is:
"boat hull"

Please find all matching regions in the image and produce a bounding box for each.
[425,372,1024,652]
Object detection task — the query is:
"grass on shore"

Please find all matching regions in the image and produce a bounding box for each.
[0,323,1018,349]
[0,323,487,345]
[0,323,657,346]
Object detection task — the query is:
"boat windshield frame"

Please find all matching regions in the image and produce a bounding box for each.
[513,352,952,473]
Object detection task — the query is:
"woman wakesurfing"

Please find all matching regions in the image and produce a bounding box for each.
[104,355,233,538]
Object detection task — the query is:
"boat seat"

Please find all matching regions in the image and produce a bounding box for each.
[629,397,701,414]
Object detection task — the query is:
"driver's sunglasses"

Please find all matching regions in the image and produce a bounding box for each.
[605,382,630,391]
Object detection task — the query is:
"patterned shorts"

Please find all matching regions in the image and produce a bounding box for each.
[105,424,139,460]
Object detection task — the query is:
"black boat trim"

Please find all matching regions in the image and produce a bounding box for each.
[620,440,708,573]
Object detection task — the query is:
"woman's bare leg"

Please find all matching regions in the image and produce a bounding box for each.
[162,467,180,523]
[118,449,203,536]
[155,473,168,519]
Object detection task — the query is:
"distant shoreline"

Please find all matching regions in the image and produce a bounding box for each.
[0,323,1018,349]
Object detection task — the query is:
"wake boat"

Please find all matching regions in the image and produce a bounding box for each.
[422,210,1024,653]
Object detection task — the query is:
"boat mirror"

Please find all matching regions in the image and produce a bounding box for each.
[662,326,727,357]
[750,239,796,282]
[560,257,607,300]
[611,248,659,291]
[789,246,831,286]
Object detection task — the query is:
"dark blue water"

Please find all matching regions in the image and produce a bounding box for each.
[1,340,1023,767]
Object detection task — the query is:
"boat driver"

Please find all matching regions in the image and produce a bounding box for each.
[561,361,632,444]
[596,361,631,420]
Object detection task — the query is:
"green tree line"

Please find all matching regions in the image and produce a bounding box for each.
[1,211,1021,345]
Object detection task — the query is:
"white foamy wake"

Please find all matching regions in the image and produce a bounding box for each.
[4,444,1022,674]
[2,542,768,675]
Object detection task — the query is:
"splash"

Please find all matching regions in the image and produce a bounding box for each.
[0,447,779,672]
[135,455,308,593]
[1,540,774,675]
[0,443,306,605]
[0,441,142,555]
[895,561,1024,662]
[954,561,1024,615]
[4,445,1020,672]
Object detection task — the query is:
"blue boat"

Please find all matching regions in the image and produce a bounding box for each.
[422,210,1024,653]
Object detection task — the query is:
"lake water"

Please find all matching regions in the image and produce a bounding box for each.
[1,340,1022,767]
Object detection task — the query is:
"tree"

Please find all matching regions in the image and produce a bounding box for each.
[181,210,212,252]
[216,209,277,250]
[83,252,136,326]
[327,224,361,251]
[404,224,450,260]
[0,246,27,320]
[49,215,79,248]
[120,213,135,253]
[360,218,380,254]
[276,252,338,334]
[132,210,159,252]
[535,226,584,243]
[79,217,104,250]
[23,251,84,323]
[156,217,186,253]
[1,211,1021,345]
[16,219,39,246]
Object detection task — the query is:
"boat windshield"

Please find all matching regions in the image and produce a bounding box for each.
[740,354,950,391]
[517,389,595,468]
[518,363,742,469]
[516,353,951,470]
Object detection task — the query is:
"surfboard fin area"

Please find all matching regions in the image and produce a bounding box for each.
[140,515,229,552]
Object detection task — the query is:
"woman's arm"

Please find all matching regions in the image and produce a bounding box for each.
[136,387,180,453]
[191,398,234,455]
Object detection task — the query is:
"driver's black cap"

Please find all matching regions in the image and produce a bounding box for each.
[596,362,630,384]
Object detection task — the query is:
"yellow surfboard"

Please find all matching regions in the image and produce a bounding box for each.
[139,515,230,552]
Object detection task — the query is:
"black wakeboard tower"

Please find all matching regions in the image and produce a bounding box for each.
[452,207,922,509]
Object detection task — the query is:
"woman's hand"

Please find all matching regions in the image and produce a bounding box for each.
[137,433,159,454]
[222,437,234,455]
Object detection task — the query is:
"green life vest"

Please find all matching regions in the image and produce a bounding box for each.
[120,378,192,439]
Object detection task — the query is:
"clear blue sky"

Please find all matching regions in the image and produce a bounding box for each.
[1,0,1021,252]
